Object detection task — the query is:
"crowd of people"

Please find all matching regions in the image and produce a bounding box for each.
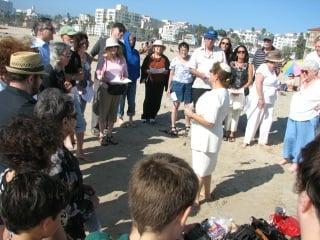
[0,16,319,239]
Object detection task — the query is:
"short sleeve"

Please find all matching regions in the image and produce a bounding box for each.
[188,50,198,69]
[255,64,267,77]
[169,57,177,70]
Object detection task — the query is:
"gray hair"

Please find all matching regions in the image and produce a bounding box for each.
[49,42,70,69]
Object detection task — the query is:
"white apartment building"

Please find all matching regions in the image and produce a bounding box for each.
[273,33,298,49]
[159,20,189,42]
[234,29,259,45]
[0,0,13,13]
[94,4,144,36]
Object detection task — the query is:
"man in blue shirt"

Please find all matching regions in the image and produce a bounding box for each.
[31,17,55,67]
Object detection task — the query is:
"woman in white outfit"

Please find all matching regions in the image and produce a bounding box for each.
[185,62,230,208]
[243,50,283,147]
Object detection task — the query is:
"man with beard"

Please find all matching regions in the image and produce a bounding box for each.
[0,52,46,127]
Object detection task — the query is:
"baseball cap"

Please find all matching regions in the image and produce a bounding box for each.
[203,30,218,40]
[59,25,78,36]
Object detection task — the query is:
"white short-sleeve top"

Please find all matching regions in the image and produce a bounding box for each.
[191,88,229,153]
[189,47,226,89]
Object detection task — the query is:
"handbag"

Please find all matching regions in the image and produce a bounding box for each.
[107,83,127,95]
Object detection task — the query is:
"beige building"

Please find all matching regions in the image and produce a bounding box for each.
[306,27,320,51]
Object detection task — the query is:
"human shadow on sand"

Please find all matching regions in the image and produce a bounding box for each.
[211,164,284,201]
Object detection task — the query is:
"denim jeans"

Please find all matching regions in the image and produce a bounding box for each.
[118,82,137,117]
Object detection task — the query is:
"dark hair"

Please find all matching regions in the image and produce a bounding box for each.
[35,88,75,123]
[73,32,89,51]
[32,17,53,36]
[178,41,189,51]
[0,171,68,234]
[296,135,320,220]
[112,22,126,33]
[219,37,233,64]
[5,73,30,82]
[211,62,231,88]
[0,116,62,173]
[128,153,198,234]
[231,45,249,63]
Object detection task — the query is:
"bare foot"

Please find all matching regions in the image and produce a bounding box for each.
[242,143,249,148]
[289,163,298,173]
[279,159,290,165]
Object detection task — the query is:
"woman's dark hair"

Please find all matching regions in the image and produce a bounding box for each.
[35,88,76,123]
[296,135,320,220]
[219,37,232,64]
[73,32,89,51]
[0,171,68,234]
[0,116,62,173]
[231,45,249,63]
[178,41,189,51]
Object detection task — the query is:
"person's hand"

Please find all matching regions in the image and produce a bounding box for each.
[257,99,265,109]
[199,72,208,81]
[64,81,73,93]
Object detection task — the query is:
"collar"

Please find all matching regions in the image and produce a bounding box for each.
[32,37,49,48]
[6,86,36,102]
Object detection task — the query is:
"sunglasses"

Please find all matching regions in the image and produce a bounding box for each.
[44,27,55,32]
[237,50,245,54]
[301,70,309,74]
[221,42,230,46]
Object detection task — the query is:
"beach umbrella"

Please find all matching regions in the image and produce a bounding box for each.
[282,60,303,76]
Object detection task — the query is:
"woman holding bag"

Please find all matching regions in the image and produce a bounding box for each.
[224,45,253,142]
[95,37,128,146]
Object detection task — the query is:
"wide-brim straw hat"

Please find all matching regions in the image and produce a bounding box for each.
[153,40,166,50]
[105,37,120,48]
[265,50,284,63]
[6,51,47,75]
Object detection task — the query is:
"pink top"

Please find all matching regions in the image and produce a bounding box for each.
[96,57,128,84]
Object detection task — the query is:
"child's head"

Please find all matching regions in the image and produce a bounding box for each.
[0,172,68,238]
[128,153,198,238]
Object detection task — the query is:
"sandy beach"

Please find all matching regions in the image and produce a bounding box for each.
[1,26,297,237]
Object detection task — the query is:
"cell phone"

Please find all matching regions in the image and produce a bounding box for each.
[183,223,210,240]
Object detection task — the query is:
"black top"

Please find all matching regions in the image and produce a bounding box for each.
[41,65,67,92]
[230,62,249,89]
[65,50,82,75]
[0,86,36,128]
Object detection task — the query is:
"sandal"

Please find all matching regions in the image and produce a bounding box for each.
[99,136,109,146]
[107,135,118,145]
[168,126,178,136]
[185,126,190,136]
[229,136,235,142]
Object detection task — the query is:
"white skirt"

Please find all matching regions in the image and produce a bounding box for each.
[192,150,218,177]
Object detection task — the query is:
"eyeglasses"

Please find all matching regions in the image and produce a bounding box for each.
[221,42,230,46]
[301,70,309,74]
[62,53,71,58]
[237,50,245,54]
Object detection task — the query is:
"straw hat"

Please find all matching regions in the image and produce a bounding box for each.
[105,37,120,48]
[265,50,284,63]
[6,51,47,75]
[153,40,166,50]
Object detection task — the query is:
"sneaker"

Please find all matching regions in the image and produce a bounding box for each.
[141,118,147,123]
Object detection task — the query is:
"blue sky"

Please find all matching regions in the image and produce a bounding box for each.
[12,0,320,34]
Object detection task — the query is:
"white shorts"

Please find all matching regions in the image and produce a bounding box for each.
[192,150,218,177]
